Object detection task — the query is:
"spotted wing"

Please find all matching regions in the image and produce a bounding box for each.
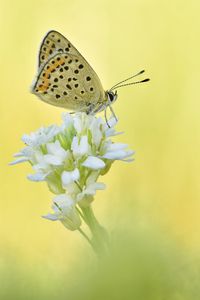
[38,30,91,68]
[32,52,105,112]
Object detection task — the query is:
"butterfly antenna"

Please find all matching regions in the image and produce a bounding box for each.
[110,70,145,91]
[114,78,150,89]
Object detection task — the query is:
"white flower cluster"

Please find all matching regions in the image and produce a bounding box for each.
[11,113,134,231]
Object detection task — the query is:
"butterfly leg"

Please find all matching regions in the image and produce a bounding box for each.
[104,108,110,128]
[108,104,118,122]
[88,103,112,128]
[90,103,111,127]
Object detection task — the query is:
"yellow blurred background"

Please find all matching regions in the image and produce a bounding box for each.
[1,0,200,298]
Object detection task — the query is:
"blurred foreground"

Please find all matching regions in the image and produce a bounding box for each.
[1,219,199,300]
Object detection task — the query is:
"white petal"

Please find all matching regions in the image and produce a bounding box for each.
[79,136,89,154]
[13,152,24,157]
[93,128,102,147]
[71,136,78,153]
[89,118,103,146]
[102,150,134,160]
[107,143,128,151]
[47,141,67,160]
[122,158,135,162]
[85,182,106,195]
[53,194,74,208]
[73,115,82,133]
[44,154,63,165]
[105,129,123,137]
[42,214,58,221]
[27,172,47,181]
[52,194,81,230]
[77,182,106,204]
[21,134,33,146]
[22,125,60,147]
[65,182,80,194]
[93,182,106,190]
[34,151,44,162]
[82,156,105,170]
[62,113,73,128]
[61,169,80,187]
[71,135,89,156]
[48,125,60,137]
[9,158,28,165]
[33,160,49,171]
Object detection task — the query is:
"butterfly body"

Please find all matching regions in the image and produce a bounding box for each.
[32,30,109,114]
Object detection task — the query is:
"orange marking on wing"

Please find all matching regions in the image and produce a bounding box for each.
[37,83,48,92]
[37,58,66,93]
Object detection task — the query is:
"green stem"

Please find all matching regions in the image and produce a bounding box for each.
[81,206,109,256]
[77,228,93,248]
[76,206,85,221]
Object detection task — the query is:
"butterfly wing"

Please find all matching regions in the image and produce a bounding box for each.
[32,52,105,112]
[33,30,105,112]
[38,30,81,67]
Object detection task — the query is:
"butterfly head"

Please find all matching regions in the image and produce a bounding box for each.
[106,90,118,105]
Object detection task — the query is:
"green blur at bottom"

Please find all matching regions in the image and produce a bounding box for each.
[0,223,199,300]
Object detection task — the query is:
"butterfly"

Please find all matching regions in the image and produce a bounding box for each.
[31,30,149,120]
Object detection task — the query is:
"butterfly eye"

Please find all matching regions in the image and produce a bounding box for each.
[108,92,114,102]
[107,91,117,103]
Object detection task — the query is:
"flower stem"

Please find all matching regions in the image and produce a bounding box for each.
[77,228,93,248]
[76,206,85,221]
[81,206,109,256]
